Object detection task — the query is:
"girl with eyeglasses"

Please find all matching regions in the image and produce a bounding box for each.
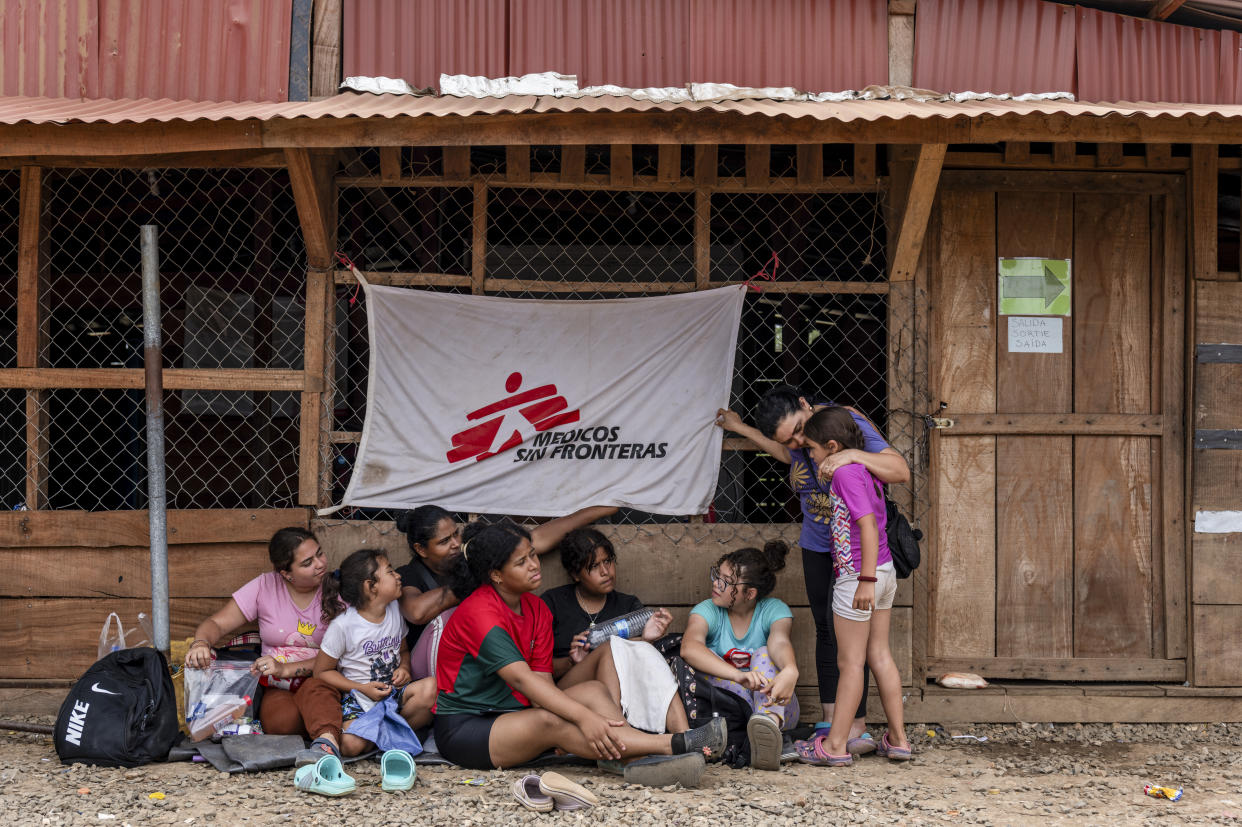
[678,540,798,771]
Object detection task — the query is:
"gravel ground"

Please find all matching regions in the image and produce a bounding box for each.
[1,720,1240,825]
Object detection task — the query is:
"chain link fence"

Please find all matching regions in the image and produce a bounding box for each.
[3,167,306,511]
[324,145,926,546]
[1,148,927,541]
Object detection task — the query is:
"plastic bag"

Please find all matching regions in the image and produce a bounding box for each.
[184,659,261,741]
[98,612,126,660]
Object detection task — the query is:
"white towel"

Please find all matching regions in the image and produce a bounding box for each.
[609,637,678,734]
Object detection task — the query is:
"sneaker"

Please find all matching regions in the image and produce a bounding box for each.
[621,752,706,788]
[680,716,728,762]
[294,736,340,768]
[780,734,798,763]
[746,713,782,771]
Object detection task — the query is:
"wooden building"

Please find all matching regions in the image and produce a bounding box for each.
[1,86,1240,722]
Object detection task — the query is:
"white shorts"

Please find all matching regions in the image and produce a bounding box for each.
[832,562,897,622]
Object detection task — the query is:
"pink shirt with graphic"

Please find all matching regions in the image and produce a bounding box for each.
[232,571,327,667]
[828,463,891,577]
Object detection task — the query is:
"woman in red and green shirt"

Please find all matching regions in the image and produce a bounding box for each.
[433,519,725,774]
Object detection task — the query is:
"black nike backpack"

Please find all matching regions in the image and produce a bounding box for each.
[54,647,180,767]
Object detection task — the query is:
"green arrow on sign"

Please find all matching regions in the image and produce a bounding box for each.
[1002,265,1066,309]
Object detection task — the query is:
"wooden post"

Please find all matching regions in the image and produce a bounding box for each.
[694,144,717,188]
[695,189,710,290]
[17,166,50,510]
[609,144,633,188]
[1003,141,1030,165]
[560,145,586,185]
[889,143,947,282]
[443,146,470,182]
[286,149,337,506]
[888,0,916,87]
[1052,142,1076,167]
[657,145,681,183]
[1191,144,1218,280]
[506,146,530,183]
[379,147,401,182]
[745,144,769,189]
[310,0,342,99]
[472,182,488,294]
[854,143,877,187]
[796,144,823,186]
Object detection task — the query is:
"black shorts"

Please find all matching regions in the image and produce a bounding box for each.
[434,712,504,770]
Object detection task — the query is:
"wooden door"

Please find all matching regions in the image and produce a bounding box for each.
[926,174,1186,683]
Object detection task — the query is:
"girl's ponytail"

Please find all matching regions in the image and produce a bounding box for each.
[762,539,790,574]
[320,567,344,622]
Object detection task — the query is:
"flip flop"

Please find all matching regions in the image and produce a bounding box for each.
[747,713,783,771]
[512,774,554,812]
[380,749,416,791]
[794,734,853,767]
[293,754,356,796]
[538,771,598,811]
[876,730,913,761]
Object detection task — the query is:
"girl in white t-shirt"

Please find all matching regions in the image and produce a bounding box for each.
[314,549,437,756]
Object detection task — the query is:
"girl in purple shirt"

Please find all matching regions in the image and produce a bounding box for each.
[799,407,910,766]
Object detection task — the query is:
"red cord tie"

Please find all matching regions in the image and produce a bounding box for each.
[335,251,362,305]
[742,251,780,292]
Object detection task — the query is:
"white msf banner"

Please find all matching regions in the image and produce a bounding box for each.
[339,284,745,516]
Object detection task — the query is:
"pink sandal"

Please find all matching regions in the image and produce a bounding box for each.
[794,734,853,767]
[876,730,912,761]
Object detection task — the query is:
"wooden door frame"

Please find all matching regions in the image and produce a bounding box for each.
[922,170,1188,684]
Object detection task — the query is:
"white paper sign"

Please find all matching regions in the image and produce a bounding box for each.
[1007,316,1062,353]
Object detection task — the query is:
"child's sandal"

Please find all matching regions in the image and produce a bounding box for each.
[876,730,912,761]
[794,734,853,767]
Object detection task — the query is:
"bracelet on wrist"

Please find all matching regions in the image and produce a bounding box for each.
[858,575,878,583]
[190,639,212,648]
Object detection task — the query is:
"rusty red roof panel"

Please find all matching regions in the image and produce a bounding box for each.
[97,0,292,102]
[509,0,691,88]
[0,0,99,98]
[912,0,1076,96]
[1077,6,1221,103]
[686,0,887,89]
[2,91,1242,128]
[343,0,507,91]
[1219,29,1242,104]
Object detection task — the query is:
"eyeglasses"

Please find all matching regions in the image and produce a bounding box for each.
[709,566,751,590]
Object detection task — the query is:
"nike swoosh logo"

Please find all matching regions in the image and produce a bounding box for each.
[91,682,120,696]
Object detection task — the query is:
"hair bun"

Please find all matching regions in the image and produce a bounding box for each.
[762,539,790,572]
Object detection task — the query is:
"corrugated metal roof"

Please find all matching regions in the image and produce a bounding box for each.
[1077,6,1222,102]
[343,0,507,91]
[686,0,887,89]
[913,0,1077,96]
[2,90,1242,127]
[0,0,98,98]
[96,0,292,101]
[509,0,690,88]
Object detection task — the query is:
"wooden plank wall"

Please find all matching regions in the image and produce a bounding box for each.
[1192,281,1242,686]
[315,520,917,720]
[0,509,307,679]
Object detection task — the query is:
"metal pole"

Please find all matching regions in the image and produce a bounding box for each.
[141,225,169,654]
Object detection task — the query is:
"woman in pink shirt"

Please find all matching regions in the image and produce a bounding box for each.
[185,527,346,766]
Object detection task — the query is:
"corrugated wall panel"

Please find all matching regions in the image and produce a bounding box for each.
[1219,30,1242,104]
[97,0,291,102]
[509,0,690,88]
[912,0,1076,96]
[687,0,887,90]
[1077,6,1220,103]
[343,0,507,91]
[0,0,98,98]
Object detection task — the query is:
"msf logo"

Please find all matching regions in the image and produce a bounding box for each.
[446,372,580,463]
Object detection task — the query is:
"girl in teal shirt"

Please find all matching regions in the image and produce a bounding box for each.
[679,540,799,771]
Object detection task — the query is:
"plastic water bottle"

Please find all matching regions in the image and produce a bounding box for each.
[585,608,654,648]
